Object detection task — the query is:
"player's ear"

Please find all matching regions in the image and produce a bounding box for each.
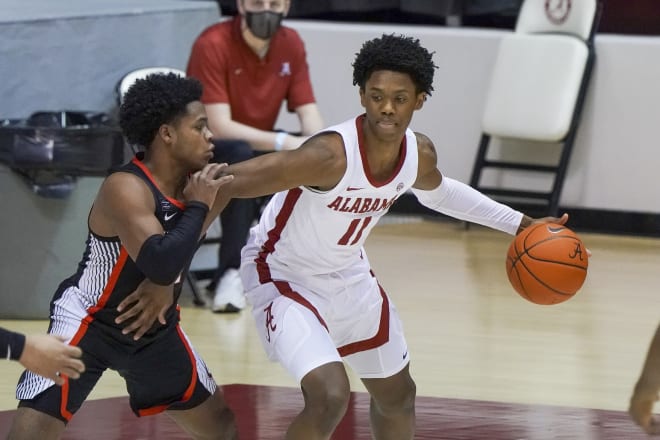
[158,124,174,144]
[415,92,426,110]
[359,88,366,108]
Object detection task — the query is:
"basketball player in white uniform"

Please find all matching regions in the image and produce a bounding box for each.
[135,34,566,439]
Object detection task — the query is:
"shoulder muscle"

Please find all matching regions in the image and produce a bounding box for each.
[414,132,443,190]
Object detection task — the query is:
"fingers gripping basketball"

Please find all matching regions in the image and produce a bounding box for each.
[506,223,588,305]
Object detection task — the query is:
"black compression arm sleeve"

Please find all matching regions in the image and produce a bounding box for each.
[1,327,26,361]
[135,201,209,285]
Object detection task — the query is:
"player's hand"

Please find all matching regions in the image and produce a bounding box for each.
[532,212,569,227]
[516,213,568,235]
[116,278,174,341]
[629,383,660,435]
[522,213,592,257]
[20,334,84,385]
[183,162,234,208]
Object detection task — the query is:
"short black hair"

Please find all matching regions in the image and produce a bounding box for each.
[352,34,437,96]
[119,73,203,148]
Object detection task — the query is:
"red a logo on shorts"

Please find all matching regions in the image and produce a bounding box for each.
[264,302,277,342]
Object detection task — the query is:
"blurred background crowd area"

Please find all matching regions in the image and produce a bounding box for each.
[213,0,660,35]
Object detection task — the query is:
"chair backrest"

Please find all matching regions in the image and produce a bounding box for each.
[116,67,187,104]
[481,0,598,142]
[516,0,597,40]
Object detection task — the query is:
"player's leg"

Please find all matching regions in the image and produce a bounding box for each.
[361,364,416,440]
[246,281,351,439]
[166,388,237,440]
[7,295,107,440]
[7,339,107,440]
[288,361,350,440]
[123,325,237,439]
[341,281,416,440]
[5,408,66,440]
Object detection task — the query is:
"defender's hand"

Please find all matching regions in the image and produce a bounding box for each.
[20,334,85,385]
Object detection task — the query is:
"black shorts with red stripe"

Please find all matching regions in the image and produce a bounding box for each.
[17,319,216,423]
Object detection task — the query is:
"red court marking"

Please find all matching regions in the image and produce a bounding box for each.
[0,384,649,439]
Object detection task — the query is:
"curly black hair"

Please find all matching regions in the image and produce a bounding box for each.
[119,73,203,148]
[352,34,437,96]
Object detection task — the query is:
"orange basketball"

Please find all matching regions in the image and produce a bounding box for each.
[506,223,588,305]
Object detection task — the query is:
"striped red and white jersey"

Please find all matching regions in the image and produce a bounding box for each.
[244,114,419,278]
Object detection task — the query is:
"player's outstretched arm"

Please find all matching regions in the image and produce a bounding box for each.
[411,133,567,235]
[630,324,660,435]
[19,334,84,386]
[208,131,347,221]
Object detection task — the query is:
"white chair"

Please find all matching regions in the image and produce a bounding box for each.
[468,0,603,217]
[116,67,186,103]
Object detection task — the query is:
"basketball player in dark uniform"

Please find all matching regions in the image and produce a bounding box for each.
[7,73,238,439]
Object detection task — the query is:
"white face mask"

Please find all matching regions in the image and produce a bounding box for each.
[245,10,283,40]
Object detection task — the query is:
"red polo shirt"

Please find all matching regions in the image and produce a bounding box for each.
[187,16,316,131]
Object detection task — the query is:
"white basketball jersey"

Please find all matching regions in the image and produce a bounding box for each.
[243,115,419,277]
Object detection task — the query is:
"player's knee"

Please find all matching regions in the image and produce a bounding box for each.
[6,407,66,440]
[398,379,417,411]
[302,379,351,424]
[207,394,239,438]
[216,405,238,439]
[374,377,417,415]
[325,386,351,417]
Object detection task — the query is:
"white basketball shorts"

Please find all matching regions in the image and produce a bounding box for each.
[240,257,409,383]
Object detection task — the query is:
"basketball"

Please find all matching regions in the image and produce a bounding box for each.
[506,223,588,305]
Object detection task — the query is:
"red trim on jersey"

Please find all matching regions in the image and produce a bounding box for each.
[255,188,302,283]
[62,246,130,419]
[59,315,94,421]
[87,247,129,315]
[59,378,72,421]
[273,280,328,330]
[137,322,198,417]
[138,404,168,417]
[355,115,407,188]
[337,284,390,357]
[131,156,185,209]
[253,188,328,329]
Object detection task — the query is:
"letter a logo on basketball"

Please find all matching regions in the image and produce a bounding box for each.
[569,243,584,261]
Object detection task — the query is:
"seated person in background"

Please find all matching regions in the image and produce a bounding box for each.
[1,327,84,385]
[629,322,660,435]
[187,0,323,313]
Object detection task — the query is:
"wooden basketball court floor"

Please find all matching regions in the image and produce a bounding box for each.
[1,218,658,439]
